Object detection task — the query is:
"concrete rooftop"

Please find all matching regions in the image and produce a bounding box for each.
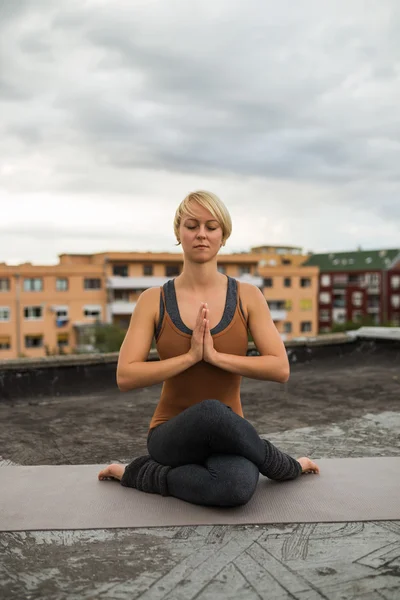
[1,341,400,599]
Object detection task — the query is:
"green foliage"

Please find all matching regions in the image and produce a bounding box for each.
[330,315,396,333]
[92,323,126,353]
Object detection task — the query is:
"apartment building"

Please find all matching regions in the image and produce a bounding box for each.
[302,248,400,331]
[0,246,319,359]
[253,245,318,339]
[0,257,106,360]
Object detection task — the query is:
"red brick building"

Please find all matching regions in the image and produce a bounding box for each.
[302,248,400,331]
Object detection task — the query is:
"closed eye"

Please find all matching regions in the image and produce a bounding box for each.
[186,226,217,230]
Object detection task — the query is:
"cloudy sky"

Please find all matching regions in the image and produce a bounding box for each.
[1,0,399,265]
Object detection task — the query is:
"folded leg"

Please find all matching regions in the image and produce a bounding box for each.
[148,399,301,481]
[121,453,259,507]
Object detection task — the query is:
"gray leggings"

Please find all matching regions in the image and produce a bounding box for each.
[146,399,301,507]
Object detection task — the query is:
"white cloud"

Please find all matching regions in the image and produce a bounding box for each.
[0,0,399,264]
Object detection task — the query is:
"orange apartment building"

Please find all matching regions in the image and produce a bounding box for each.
[0,246,319,360]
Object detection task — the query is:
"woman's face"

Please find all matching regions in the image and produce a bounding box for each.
[179,202,223,260]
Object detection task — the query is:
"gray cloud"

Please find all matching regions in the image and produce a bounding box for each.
[0,0,399,262]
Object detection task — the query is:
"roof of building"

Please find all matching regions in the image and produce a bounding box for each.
[302,248,400,272]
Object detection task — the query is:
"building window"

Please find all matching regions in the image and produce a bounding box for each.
[84,305,102,318]
[391,295,400,308]
[0,336,11,350]
[321,275,331,287]
[57,333,69,348]
[300,278,311,288]
[352,310,363,322]
[284,277,291,287]
[25,335,43,348]
[319,292,331,304]
[238,266,251,276]
[0,278,10,292]
[24,306,43,319]
[348,274,359,284]
[56,278,69,291]
[284,299,292,311]
[370,273,379,286]
[24,278,43,292]
[300,299,312,311]
[334,312,346,324]
[301,321,312,332]
[0,307,10,321]
[114,290,130,302]
[333,295,346,308]
[333,274,348,286]
[391,275,400,289]
[217,265,226,274]
[55,307,69,327]
[84,278,101,290]
[165,265,180,277]
[320,309,330,321]
[113,265,128,277]
[269,300,285,311]
[143,264,153,276]
[282,259,292,265]
[352,291,363,307]
[283,322,292,333]
[263,278,273,287]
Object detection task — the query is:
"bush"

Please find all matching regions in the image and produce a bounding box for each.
[92,323,126,353]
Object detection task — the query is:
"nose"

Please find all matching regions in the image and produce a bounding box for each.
[196,226,207,238]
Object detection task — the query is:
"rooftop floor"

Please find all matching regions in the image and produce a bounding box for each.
[1,347,400,599]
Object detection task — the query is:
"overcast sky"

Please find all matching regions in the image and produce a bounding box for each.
[1,0,399,265]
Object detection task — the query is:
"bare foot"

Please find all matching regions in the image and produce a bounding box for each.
[297,457,320,474]
[98,463,125,481]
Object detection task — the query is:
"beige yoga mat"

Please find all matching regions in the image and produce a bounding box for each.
[0,458,399,531]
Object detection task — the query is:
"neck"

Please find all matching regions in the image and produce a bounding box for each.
[176,259,225,293]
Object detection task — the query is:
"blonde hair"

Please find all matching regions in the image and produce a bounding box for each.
[173,190,232,247]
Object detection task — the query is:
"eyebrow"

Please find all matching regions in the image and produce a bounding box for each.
[184,217,219,223]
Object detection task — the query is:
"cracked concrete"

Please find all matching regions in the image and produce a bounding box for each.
[1,348,399,599]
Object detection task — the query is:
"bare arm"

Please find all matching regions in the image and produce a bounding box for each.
[208,285,290,383]
[116,290,206,392]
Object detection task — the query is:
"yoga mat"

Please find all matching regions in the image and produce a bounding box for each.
[0,458,399,531]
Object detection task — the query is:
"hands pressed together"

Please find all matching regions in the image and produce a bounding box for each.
[189,302,218,365]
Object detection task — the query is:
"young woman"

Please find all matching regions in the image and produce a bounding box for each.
[98,191,319,507]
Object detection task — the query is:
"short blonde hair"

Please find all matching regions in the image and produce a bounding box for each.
[173,190,232,246]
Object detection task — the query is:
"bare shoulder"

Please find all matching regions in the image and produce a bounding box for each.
[237,281,261,316]
[117,287,161,371]
[137,286,160,326]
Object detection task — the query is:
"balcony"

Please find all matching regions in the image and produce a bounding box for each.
[270,309,287,321]
[235,274,264,287]
[108,274,264,290]
[367,305,380,313]
[333,301,346,308]
[110,301,137,315]
[107,276,170,290]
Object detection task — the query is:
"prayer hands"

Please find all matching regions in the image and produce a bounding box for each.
[188,303,218,365]
[203,304,218,365]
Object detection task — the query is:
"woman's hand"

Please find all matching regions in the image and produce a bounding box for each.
[188,302,207,364]
[203,305,218,364]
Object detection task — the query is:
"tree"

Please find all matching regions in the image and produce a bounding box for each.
[92,323,126,353]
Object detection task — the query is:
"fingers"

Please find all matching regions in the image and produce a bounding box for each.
[195,303,207,329]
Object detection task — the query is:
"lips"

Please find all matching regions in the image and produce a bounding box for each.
[195,245,208,248]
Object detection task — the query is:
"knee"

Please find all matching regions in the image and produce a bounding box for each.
[230,472,258,506]
[198,399,226,416]
[219,460,259,507]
